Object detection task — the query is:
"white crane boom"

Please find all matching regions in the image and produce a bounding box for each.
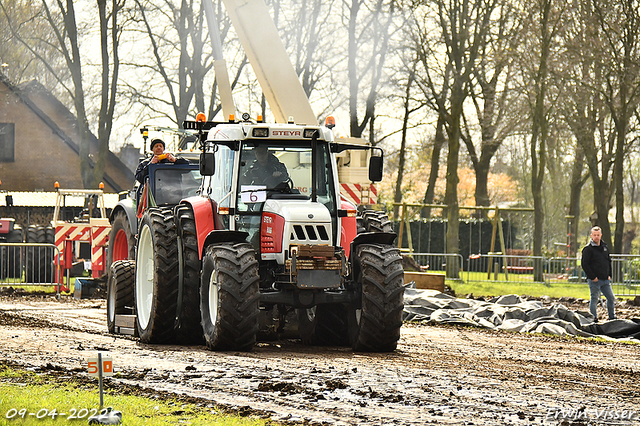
[203,0,237,121]
[215,0,318,125]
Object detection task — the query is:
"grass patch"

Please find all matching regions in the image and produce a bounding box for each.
[449,278,637,300]
[448,279,592,299]
[0,366,270,426]
[443,270,638,300]
[0,277,82,294]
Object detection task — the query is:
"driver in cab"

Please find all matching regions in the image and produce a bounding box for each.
[245,144,289,188]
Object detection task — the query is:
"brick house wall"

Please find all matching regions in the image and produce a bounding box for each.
[0,73,133,193]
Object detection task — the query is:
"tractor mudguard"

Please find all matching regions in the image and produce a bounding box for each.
[350,232,397,256]
[349,231,398,280]
[180,196,225,258]
[202,230,249,249]
[340,198,357,258]
[110,199,137,236]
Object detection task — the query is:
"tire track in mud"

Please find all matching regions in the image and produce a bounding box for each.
[1,298,640,425]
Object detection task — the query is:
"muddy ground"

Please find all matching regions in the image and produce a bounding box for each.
[0,290,639,426]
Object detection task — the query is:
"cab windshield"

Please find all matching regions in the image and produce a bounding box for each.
[150,165,202,205]
[235,141,337,246]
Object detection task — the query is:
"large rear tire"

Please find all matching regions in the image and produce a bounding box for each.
[107,260,135,334]
[134,208,179,343]
[174,204,204,344]
[107,210,135,268]
[200,242,260,351]
[297,304,350,346]
[349,243,404,352]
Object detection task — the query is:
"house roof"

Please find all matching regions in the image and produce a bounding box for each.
[0,72,133,192]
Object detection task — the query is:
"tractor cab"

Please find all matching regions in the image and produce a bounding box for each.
[200,124,340,258]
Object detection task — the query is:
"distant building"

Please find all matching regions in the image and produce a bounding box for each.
[0,72,133,193]
[117,143,142,176]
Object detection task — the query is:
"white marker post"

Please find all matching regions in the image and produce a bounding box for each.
[88,353,113,408]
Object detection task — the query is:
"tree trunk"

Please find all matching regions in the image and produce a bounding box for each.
[613,127,625,253]
[92,0,120,189]
[393,68,415,218]
[568,144,585,257]
[591,177,612,244]
[530,0,552,282]
[444,84,463,278]
[61,0,92,189]
[421,114,446,218]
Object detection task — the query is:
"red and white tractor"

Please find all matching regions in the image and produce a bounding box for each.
[109,116,403,352]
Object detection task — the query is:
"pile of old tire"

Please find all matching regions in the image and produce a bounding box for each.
[25,225,55,283]
[357,209,394,233]
[0,226,23,279]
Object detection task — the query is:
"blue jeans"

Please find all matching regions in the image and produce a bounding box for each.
[588,279,616,321]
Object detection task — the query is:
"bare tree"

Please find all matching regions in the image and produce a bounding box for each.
[557,0,609,251]
[0,0,62,92]
[518,0,566,279]
[462,0,524,211]
[95,0,126,187]
[131,0,207,126]
[392,59,420,219]
[3,0,123,189]
[345,0,396,142]
[592,0,640,253]
[413,0,496,275]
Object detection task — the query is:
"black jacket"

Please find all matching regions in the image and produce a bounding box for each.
[581,240,612,281]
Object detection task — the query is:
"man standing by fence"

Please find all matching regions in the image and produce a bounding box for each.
[581,226,616,322]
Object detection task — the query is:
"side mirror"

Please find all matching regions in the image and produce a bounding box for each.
[369,155,383,182]
[199,152,215,176]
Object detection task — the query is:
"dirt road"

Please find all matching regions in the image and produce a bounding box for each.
[1,293,639,425]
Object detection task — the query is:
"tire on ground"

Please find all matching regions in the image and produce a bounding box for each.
[134,207,180,343]
[200,242,260,351]
[107,209,135,269]
[174,203,204,344]
[349,243,404,352]
[297,304,350,346]
[107,260,135,334]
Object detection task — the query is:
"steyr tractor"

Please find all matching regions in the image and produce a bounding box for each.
[108,0,403,351]
[109,116,403,352]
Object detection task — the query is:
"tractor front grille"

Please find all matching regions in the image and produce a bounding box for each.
[290,224,329,243]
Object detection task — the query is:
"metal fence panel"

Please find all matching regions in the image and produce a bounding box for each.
[408,253,464,278]
[465,253,548,284]
[610,255,640,298]
[441,252,640,297]
[0,243,61,293]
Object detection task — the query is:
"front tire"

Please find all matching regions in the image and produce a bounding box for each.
[200,242,260,351]
[107,260,135,334]
[349,243,404,352]
[134,208,180,343]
